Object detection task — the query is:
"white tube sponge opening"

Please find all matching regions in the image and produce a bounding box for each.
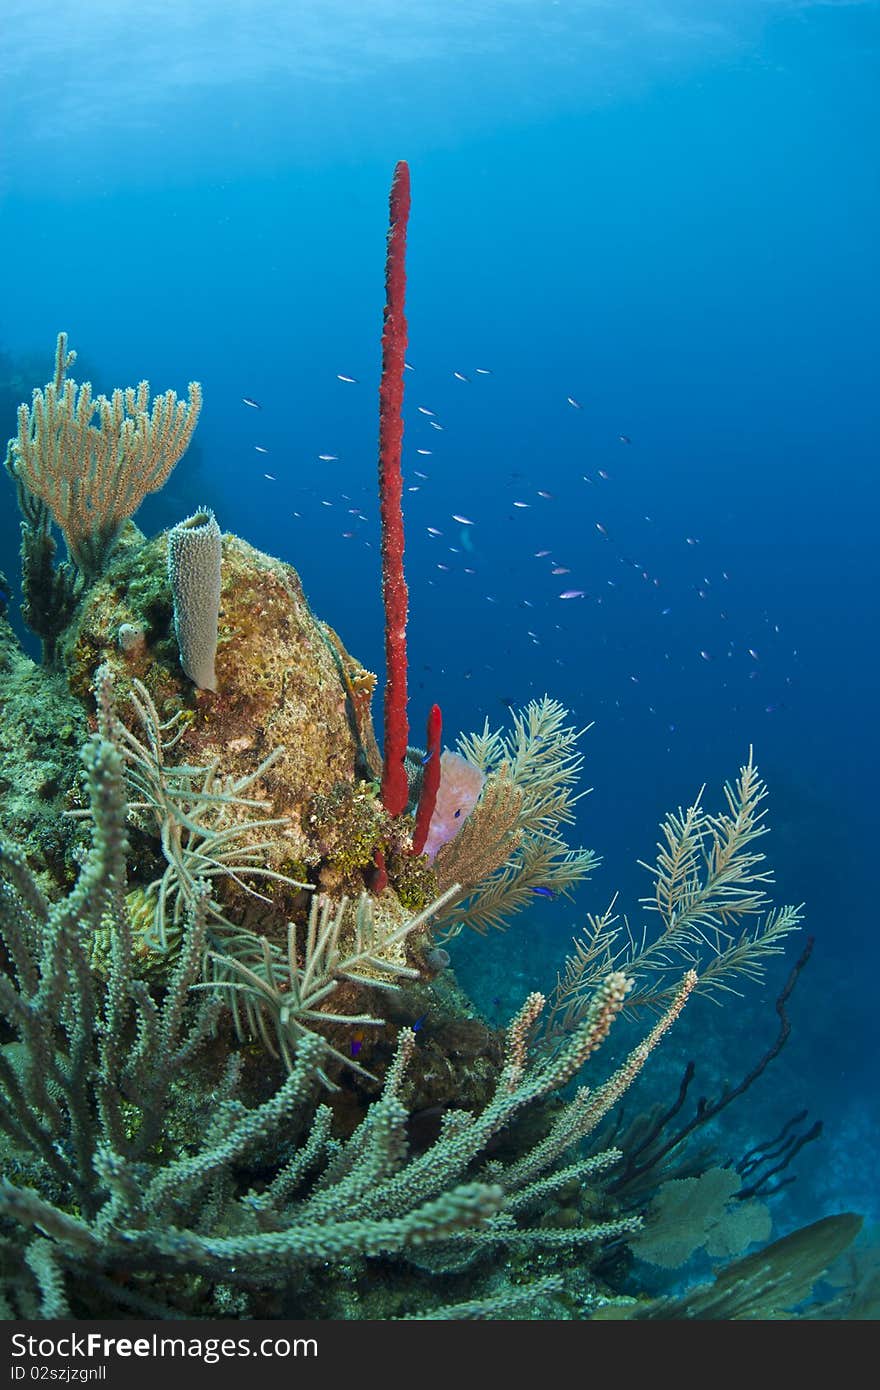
[167,507,222,692]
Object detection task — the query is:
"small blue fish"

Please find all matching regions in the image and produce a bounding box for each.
[454,808,462,819]
[420,750,434,766]
[530,886,556,899]
[242,396,261,409]
[412,1015,427,1032]
[350,1038,363,1057]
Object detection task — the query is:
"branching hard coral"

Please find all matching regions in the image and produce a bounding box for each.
[406,1277,567,1321]
[201,885,461,1087]
[0,722,704,1318]
[275,976,696,1268]
[0,733,221,1217]
[0,736,502,1315]
[8,333,201,580]
[541,749,802,1046]
[431,697,598,939]
[85,665,310,950]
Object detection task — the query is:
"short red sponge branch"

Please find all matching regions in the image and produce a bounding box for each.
[378,159,412,817]
[371,848,389,895]
[412,703,442,856]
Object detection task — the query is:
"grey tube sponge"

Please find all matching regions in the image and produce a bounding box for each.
[167,508,222,692]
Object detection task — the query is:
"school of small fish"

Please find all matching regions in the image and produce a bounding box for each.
[236,356,793,740]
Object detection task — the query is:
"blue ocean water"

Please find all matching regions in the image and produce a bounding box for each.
[1,0,877,1265]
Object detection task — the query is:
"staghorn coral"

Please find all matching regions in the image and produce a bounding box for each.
[0,732,705,1317]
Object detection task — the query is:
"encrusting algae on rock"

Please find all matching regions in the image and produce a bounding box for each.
[61,522,390,915]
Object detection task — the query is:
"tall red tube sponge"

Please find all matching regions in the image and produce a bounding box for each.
[412,703,442,856]
[378,160,412,816]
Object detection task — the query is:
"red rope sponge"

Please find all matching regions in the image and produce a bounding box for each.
[378,160,412,817]
[412,703,442,855]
